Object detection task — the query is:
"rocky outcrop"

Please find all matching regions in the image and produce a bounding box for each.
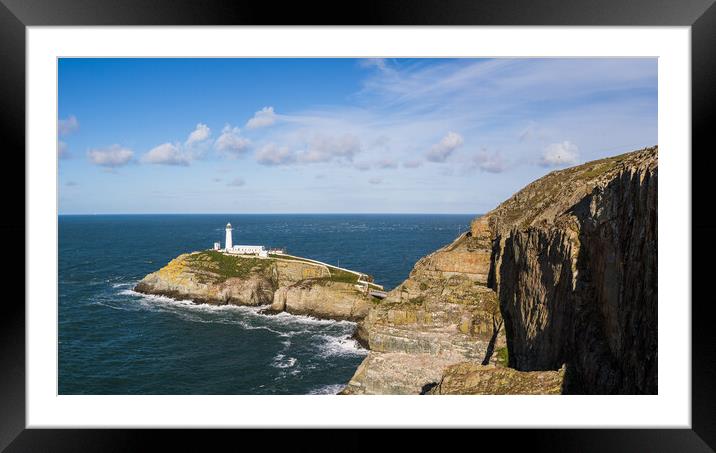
[134,253,278,306]
[135,251,372,321]
[426,362,564,395]
[344,233,506,394]
[271,280,372,321]
[340,352,465,395]
[343,146,657,395]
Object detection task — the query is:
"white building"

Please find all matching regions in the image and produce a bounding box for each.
[221,222,268,257]
[225,223,233,250]
[230,245,266,255]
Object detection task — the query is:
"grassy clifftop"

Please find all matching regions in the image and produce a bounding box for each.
[186,251,272,279]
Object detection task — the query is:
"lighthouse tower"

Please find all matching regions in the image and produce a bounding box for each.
[225,222,233,250]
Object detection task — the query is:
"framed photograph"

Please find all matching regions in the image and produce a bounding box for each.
[4,0,714,450]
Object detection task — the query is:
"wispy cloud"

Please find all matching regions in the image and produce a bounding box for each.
[58,115,79,136]
[375,159,398,169]
[246,106,278,129]
[540,141,579,167]
[227,177,245,187]
[403,160,422,169]
[58,141,69,159]
[368,177,383,185]
[87,145,134,168]
[358,58,389,72]
[298,134,361,164]
[471,149,509,173]
[255,143,295,166]
[254,133,361,166]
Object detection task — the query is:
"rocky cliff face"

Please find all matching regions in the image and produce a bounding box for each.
[135,251,372,321]
[271,280,371,321]
[343,146,657,395]
[486,147,657,394]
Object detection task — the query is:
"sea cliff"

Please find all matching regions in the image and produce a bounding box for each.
[135,251,374,321]
[343,146,657,395]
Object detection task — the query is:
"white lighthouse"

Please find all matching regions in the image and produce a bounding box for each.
[225,222,233,250]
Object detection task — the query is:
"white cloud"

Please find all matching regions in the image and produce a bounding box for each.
[215,125,250,156]
[297,134,361,164]
[185,123,211,146]
[540,141,579,167]
[354,161,371,171]
[426,132,463,163]
[141,124,213,166]
[227,177,245,187]
[376,159,398,169]
[403,160,422,169]
[473,149,508,173]
[58,115,79,136]
[358,58,389,72]
[255,143,295,166]
[58,141,69,159]
[368,177,383,185]
[141,143,190,166]
[246,107,278,129]
[87,145,134,167]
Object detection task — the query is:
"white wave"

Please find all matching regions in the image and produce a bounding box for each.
[308,384,346,395]
[263,310,357,328]
[115,286,364,348]
[315,334,368,358]
[111,282,134,289]
[92,301,133,311]
[272,354,297,369]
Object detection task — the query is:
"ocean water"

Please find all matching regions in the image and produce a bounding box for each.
[59,214,474,394]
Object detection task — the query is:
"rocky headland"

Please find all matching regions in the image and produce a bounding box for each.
[342,146,657,395]
[134,146,657,394]
[134,251,377,321]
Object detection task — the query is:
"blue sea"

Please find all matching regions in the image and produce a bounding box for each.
[59,214,474,394]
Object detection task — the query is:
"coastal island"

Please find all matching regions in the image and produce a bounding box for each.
[135,223,385,321]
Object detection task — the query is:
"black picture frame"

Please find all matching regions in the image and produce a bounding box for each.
[2,0,713,450]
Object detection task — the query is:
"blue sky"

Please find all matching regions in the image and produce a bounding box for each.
[58,58,657,214]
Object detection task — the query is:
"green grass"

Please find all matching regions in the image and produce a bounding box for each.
[186,251,272,281]
[270,253,362,284]
[268,253,310,262]
[495,346,509,367]
[325,266,360,284]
